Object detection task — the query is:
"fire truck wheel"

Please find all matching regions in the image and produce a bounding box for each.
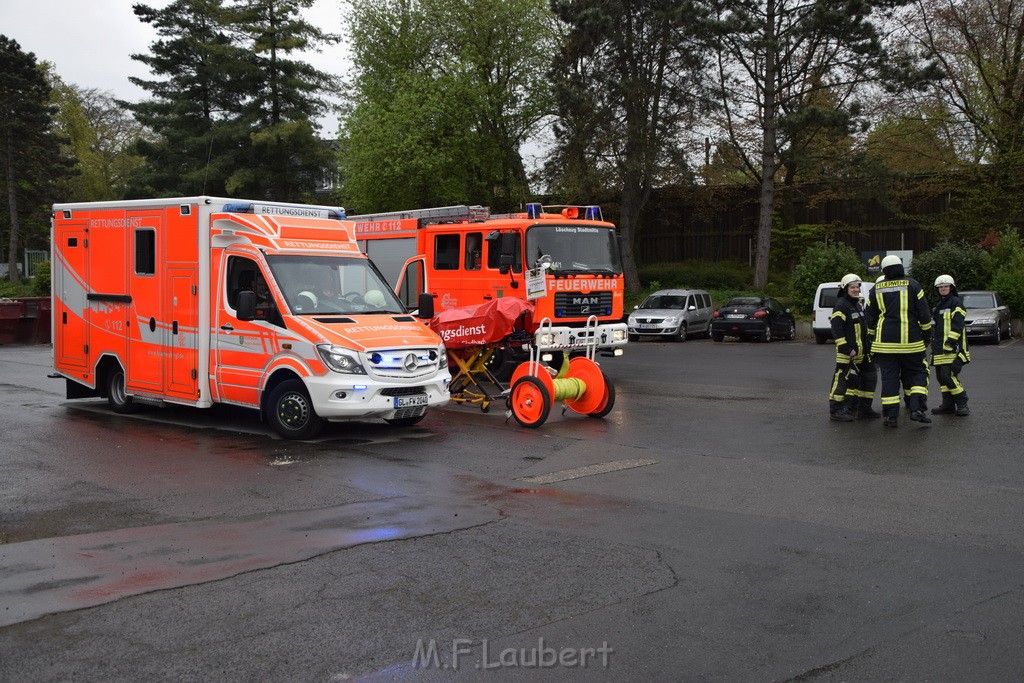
[509,376,551,428]
[106,366,139,414]
[587,372,616,418]
[267,380,323,439]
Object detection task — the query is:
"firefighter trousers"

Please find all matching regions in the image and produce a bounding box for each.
[876,352,929,417]
[935,363,967,401]
[828,360,878,411]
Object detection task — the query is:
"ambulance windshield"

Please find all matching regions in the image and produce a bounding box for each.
[266,255,405,315]
[525,225,622,274]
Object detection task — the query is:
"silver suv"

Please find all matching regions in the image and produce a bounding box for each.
[628,289,713,341]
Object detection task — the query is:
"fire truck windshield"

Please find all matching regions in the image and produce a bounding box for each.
[266,255,405,315]
[526,225,622,274]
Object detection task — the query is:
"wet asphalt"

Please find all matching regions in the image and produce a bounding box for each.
[1,336,1022,681]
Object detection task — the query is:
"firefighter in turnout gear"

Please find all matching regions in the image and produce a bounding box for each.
[865,255,934,427]
[930,274,971,416]
[828,274,879,421]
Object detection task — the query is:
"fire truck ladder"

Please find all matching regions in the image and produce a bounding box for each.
[349,205,490,226]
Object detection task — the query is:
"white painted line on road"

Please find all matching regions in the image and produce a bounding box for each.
[518,458,658,484]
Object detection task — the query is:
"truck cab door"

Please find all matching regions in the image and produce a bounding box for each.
[396,256,428,311]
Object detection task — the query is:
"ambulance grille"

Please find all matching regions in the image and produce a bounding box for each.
[365,348,440,380]
[553,292,614,318]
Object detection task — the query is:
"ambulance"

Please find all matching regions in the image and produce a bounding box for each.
[351,203,629,376]
[51,197,451,439]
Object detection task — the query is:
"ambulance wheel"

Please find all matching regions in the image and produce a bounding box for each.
[509,376,551,428]
[384,414,426,427]
[106,366,138,414]
[588,372,616,418]
[267,380,323,439]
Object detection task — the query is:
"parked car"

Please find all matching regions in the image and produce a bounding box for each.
[711,296,796,342]
[627,289,713,341]
[960,290,1012,344]
[812,280,874,344]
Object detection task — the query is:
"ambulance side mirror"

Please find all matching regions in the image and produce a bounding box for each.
[236,291,257,321]
[416,292,435,320]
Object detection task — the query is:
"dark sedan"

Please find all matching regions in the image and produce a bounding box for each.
[961,291,1012,344]
[711,296,796,342]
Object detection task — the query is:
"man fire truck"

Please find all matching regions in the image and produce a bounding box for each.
[51,197,450,439]
[350,203,629,376]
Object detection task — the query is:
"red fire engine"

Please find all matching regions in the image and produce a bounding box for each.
[350,203,628,375]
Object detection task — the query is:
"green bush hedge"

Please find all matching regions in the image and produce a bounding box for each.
[908,242,990,304]
[789,242,864,313]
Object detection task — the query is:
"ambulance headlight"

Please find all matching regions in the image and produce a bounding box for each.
[612,328,628,342]
[438,343,448,369]
[317,345,367,374]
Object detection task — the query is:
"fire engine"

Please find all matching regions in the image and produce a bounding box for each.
[51,197,451,439]
[350,203,629,376]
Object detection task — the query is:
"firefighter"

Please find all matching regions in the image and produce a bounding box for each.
[828,273,879,421]
[930,274,971,416]
[865,254,933,427]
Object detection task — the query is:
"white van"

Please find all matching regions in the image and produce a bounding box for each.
[813,280,873,344]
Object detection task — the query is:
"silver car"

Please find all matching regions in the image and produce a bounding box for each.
[961,291,1012,344]
[628,289,713,341]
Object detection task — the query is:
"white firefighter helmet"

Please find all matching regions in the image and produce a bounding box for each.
[876,274,886,282]
[880,254,902,269]
[934,274,955,288]
[840,273,862,288]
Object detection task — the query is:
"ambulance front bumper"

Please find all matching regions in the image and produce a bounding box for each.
[304,369,451,421]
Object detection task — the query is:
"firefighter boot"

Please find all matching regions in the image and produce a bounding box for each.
[857,398,881,419]
[830,397,857,422]
[883,414,899,428]
[955,393,970,416]
[931,395,956,415]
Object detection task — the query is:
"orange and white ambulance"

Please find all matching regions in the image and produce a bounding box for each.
[51,197,451,439]
[351,203,628,376]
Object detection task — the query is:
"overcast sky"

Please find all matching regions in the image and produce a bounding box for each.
[0,0,352,132]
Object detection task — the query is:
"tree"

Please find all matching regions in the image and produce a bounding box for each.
[895,0,1024,236]
[0,36,72,283]
[47,70,147,201]
[226,0,340,200]
[707,0,930,288]
[126,0,253,197]
[341,0,555,212]
[549,0,709,293]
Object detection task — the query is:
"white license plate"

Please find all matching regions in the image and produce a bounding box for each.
[394,394,428,408]
[638,324,658,329]
[726,314,746,319]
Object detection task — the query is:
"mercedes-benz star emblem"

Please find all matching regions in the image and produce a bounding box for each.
[403,353,418,372]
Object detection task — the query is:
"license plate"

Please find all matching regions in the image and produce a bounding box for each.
[638,324,658,329]
[726,314,746,319]
[394,394,428,408]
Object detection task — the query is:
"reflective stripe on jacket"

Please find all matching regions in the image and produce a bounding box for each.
[830,295,868,364]
[865,278,933,353]
[932,293,971,366]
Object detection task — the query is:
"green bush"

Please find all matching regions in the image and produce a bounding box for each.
[32,261,51,296]
[638,260,752,291]
[789,242,864,313]
[990,254,1024,317]
[909,242,990,305]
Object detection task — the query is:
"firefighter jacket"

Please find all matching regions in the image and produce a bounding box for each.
[830,293,869,364]
[932,290,971,366]
[865,276,933,353]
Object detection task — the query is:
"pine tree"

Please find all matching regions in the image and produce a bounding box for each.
[0,36,73,283]
[126,0,252,197]
[226,0,339,201]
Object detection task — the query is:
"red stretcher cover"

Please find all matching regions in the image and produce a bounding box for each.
[429,298,534,348]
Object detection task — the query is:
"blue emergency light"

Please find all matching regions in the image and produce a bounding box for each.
[526,203,542,219]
